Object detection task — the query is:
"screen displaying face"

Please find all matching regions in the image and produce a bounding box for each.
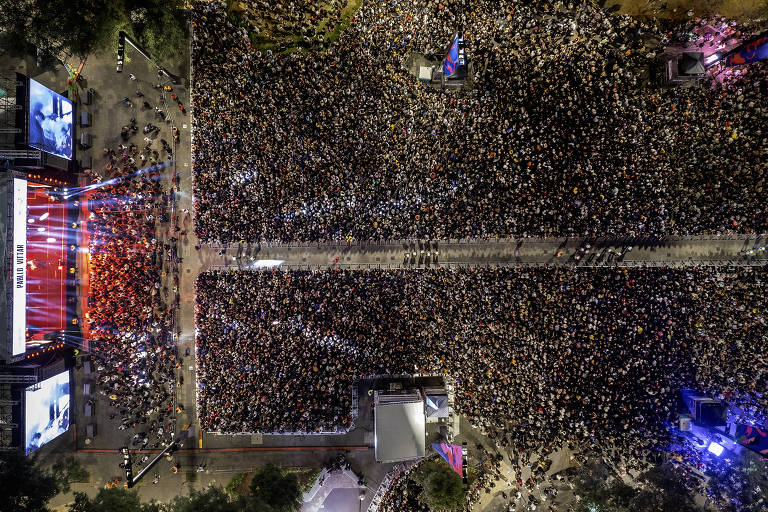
[24,372,70,455]
[28,78,73,160]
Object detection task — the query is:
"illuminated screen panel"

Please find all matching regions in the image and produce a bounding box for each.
[24,371,70,455]
[25,185,68,350]
[28,78,73,160]
[12,178,27,355]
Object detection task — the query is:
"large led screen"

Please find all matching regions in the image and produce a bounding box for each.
[28,78,73,160]
[24,371,70,455]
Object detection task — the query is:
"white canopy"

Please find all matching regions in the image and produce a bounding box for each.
[374,400,426,463]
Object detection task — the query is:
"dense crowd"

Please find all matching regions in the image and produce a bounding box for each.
[196,267,768,443]
[377,464,431,512]
[85,85,181,449]
[191,0,767,243]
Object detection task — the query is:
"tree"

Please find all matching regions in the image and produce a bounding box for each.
[572,458,700,512]
[411,459,466,511]
[164,487,245,512]
[66,488,159,512]
[68,492,94,512]
[0,451,58,512]
[131,2,188,64]
[51,456,90,494]
[573,458,615,506]
[0,0,122,59]
[0,0,187,64]
[248,464,302,512]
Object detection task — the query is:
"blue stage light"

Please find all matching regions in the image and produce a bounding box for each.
[708,442,724,456]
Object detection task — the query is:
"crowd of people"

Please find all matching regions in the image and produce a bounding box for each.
[87,168,178,441]
[190,0,767,243]
[195,266,767,509]
[85,81,181,447]
[196,267,767,443]
[184,0,768,507]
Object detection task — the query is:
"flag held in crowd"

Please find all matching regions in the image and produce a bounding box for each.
[432,442,463,476]
[725,33,768,67]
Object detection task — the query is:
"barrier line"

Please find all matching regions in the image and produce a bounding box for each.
[78,445,370,454]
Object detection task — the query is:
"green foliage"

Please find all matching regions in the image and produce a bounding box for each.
[240,0,362,53]
[66,488,159,512]
[293,468,322,494]
[573,459,614,504]
[248,464,302,512]
[0,0,187,64]
[68,492,94,512]
[411,459,466,511]
[163,486,244,512]
[575,480,636,512]
[0,0,123,58]
[0,451,58,512]
[324,0,362,46]
[638,463,699,512]
[51,456,90,494]
[135,3,188,64]
[226,473,246,496]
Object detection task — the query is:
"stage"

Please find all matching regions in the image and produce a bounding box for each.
[25,185,69,348]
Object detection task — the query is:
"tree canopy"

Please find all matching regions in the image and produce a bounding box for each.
[248,464,302,512]
[706,450,768,512]
[51,456,90,494]
[0,451,58,512]
[0,0,186,63]
[67,488,159,512]
[411,459,467,511]
[573,460,700,512]
[164,487,245,512]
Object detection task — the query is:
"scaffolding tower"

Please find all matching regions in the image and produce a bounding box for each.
[0,74,22,148]
[0,383,17,450]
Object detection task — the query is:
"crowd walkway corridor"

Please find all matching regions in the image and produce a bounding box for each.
[190,235,768,271]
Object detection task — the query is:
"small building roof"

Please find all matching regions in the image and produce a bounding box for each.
[425,394,450,418]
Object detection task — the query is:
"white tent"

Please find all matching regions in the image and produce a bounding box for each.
[374,400,426,463]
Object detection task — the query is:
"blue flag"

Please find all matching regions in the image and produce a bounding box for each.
[443,36,460,76]
[443,34,459,76]
[725,34,768,67]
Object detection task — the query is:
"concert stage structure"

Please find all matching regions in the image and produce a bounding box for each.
[1,170,82,360]
[0,71,92,453]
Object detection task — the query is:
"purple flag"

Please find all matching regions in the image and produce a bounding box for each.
[432,442,463,476]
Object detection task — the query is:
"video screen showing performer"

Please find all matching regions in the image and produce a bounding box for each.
[28,78,73,160]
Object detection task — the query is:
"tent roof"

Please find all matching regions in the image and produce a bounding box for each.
[425,394,449,418]
[374,401,425,463]
[679,52,705,75]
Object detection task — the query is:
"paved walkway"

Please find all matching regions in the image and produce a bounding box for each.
[196,235,767,271]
